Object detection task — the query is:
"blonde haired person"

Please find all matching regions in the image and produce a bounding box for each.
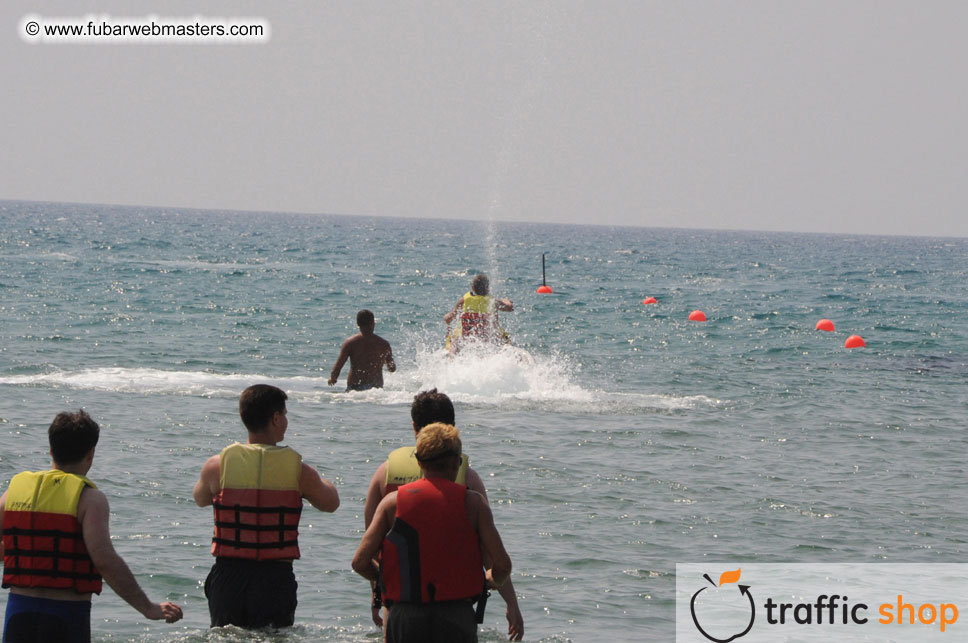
[362,390,523,639]
[353,424,512,643]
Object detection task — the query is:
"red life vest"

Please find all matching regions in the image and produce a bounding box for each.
[211,443,303,561]
[2,470,102,594]
[380,477,484,604]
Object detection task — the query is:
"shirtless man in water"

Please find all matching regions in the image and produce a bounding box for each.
[328,309,396,391]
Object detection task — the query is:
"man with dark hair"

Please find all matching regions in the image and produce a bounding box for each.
[443,274,513,353]
[409,388,456,429]
[238,383,288,431]
[1,410,183,643]
[353,423,513,643]
[363,389,524,640]
[193,384,340,629]
[328,309,396,391]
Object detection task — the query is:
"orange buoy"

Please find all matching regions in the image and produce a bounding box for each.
[537,254,552,293]
[845,335,866,349]
[642,296,657,305]
[815,319,835,332]
[688,310,706,322]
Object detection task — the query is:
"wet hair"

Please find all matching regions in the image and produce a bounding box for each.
[357,309,375,328]
[415,423,462,468]
[471,274,489,296]
[49,410,100,465]
[239,384,288,432]
[411,389,455,430]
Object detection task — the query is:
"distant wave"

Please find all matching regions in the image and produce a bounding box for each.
[0,368,288,399]
[0,363,720,415]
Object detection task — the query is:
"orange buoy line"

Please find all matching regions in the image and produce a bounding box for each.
[633,305,863,346]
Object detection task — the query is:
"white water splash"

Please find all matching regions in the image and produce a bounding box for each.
[0,361,721,415]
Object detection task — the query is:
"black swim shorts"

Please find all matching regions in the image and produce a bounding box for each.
[204,557,297,629]
[386,601,477,643]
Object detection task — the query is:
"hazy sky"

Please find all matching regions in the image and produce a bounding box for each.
[3,1,966,237]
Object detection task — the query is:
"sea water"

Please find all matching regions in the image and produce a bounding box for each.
[0,201,965,642]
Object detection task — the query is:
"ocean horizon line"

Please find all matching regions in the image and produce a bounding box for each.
[4,197,964,242]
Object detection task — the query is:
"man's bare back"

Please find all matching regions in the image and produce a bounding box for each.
[329,311,396,390]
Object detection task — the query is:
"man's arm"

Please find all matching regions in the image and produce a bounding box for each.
[192,455,220,507]
[465,470,524,640]
[328,339,352,386]
[496,298,514,312]
[468,491,512,588]
[443,298,464,325]
[0,490,6,557]
[465,467,488,499]
[363,463,387,528]
[362,463,388,626]
[299,463,339,512]
[383,342,396,373]
[352,492,396,582]
[499,578,524,640]
[78,488,183,623]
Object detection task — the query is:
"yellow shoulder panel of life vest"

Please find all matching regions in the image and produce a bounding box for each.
[219,443,302,491]
[5,470,95,516]
[462,293,494,314]
[385,446,469,487]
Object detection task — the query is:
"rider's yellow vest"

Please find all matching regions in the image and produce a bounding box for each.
[460,292,496,337]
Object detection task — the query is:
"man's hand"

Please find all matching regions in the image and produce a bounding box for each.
[143,601,183,623]
[506,603,524,641]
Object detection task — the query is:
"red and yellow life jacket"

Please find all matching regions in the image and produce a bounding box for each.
[460,292,497,338]
[380,477,484,604]
[2,470,102,594]
[211,443,303,561]
[384,446,469,493]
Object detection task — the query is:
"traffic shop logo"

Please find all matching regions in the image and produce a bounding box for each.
[690,569,755,642]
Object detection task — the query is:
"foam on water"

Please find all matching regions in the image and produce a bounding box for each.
[0,358,719,415]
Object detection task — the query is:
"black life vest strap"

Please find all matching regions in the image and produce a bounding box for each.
[2,566,101,581]
[475,589,490,624]
[3,527,84,540]
[210,537,299,550]
[212,502,302,515]
[3,548,93,561]
[212,521,300,532]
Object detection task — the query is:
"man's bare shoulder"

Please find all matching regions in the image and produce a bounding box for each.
[466,467,488,496]
[372,460,388,485]
[343,333,365,347]
[466,487,487,504]
[77,485,109,520]
[372,334,392,349]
